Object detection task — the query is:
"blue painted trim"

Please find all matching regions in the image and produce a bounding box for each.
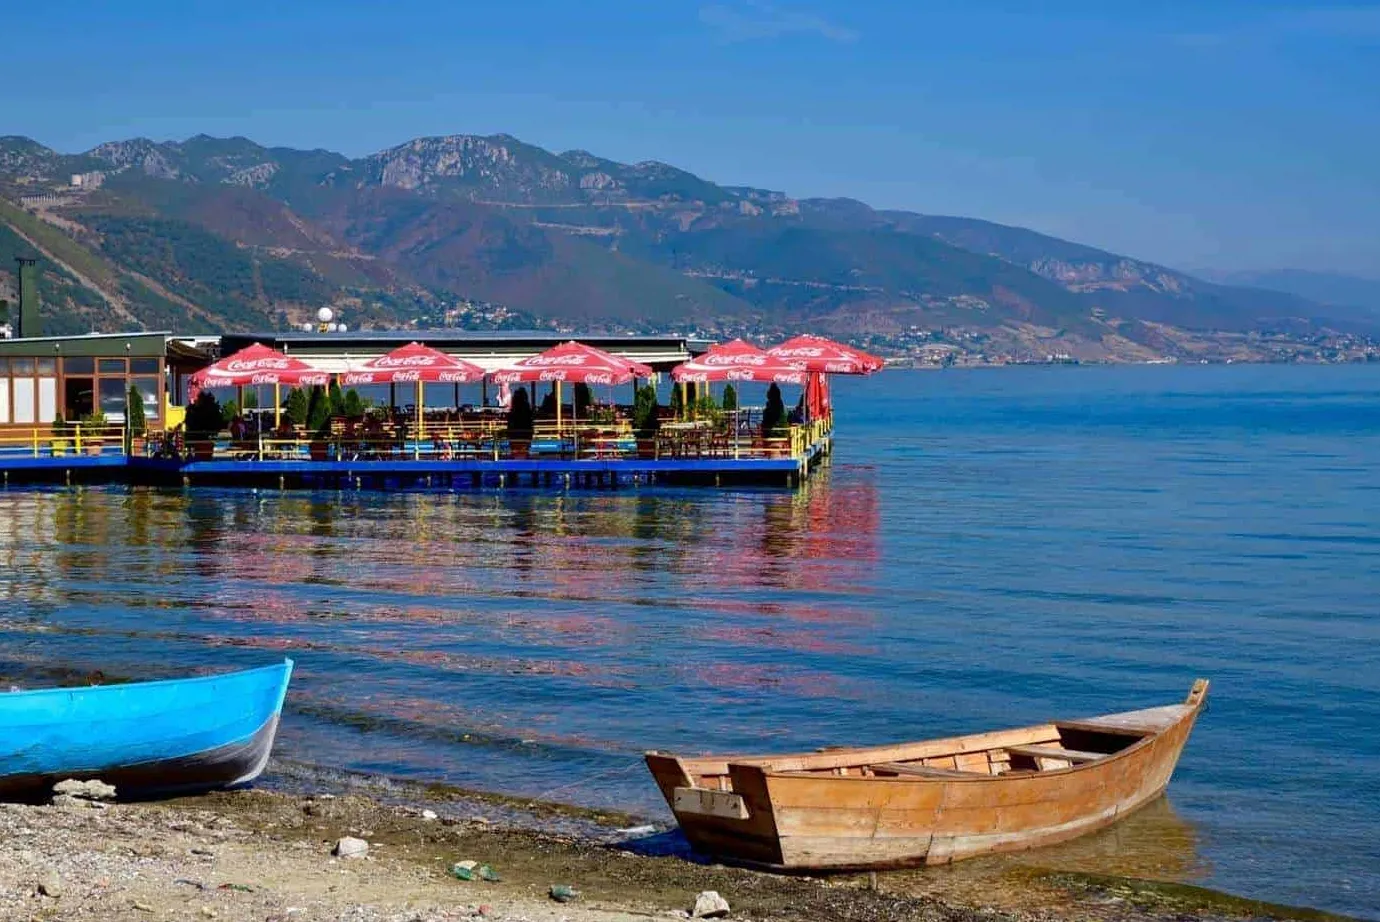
[0,455,128,470]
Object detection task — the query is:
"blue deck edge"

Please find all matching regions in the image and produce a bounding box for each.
[2,439,830,484]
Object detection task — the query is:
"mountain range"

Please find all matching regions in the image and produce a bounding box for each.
[0,132,1373,362]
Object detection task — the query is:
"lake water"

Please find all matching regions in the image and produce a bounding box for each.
[1,364,1377,919]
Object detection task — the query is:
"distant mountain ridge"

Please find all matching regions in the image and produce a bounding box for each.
[1196,268,1380,317]
[0,131,1372,362]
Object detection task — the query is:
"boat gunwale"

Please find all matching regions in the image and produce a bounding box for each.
[0,659,294,702]
[652,680,1209,784]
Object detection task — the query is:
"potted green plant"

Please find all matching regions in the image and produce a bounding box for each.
[126,383,148,456]
[184,392,224,460]
[50,413,71,456]
[284,387,309,433]
[80,407,109,456]
[506,388,534,459]
[633,383,660,459]
[305,385,331,460]
[761,382,788,455]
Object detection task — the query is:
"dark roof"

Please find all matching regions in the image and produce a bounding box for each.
[223,330,706,348]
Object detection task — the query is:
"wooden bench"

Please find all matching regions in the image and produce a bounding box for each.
[1005,745,1106,765]
[869,762,979,778]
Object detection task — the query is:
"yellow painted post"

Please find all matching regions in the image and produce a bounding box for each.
[556,381,562,431]
[32,427,39,457]
[274,382,281,430]
[415,379,423,460]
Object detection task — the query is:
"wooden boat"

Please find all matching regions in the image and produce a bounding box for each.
[646,679,1208,871]
[0,660,293,801]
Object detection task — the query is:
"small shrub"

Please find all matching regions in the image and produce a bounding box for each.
[507,387,534,437]
[284,388,309,426]
[126,384,147,437]
[185,392,223,439]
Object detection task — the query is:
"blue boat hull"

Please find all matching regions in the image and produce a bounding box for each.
[0,660,293,801]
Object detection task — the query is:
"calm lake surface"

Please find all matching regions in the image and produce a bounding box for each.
[2,364,1377,918]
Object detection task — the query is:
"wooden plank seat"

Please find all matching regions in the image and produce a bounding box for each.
[1005,745,1106,764]
[869,761,979,778]
[1055,704,1189,736]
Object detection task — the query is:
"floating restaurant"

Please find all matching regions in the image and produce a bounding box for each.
[0,319,878,489]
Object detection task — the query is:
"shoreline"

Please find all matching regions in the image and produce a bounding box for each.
[3,766,1361,922]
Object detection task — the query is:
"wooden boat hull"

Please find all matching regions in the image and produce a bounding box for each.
[0,660,293,801]
[647,680,1207,871]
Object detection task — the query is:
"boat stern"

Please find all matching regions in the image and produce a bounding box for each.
[644,752,786,868]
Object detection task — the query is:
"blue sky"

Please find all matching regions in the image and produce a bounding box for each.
[5,0,1378,274]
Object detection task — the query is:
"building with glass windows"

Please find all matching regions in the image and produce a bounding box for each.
[0,332,211,430]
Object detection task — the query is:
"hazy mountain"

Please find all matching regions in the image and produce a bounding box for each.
[1197,269,1380,316]
[0,132,1369,359]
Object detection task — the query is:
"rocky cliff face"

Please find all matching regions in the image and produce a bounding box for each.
[1028,257,1191,296]
[362,135,573,199]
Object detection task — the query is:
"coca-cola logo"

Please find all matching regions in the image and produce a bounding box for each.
[776,347,827,358]
[344,372,379,384]
[538,369,569,382]
[390,369,423,383]
[437,370,475,383]
[227,358,292,372]
[703,353,766,367]
[376,355,438,368]
[525,355,588,367]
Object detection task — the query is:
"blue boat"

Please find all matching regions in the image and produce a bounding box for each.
[0,660,293,801]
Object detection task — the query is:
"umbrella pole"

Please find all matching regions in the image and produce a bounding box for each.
[556,381,562,430]
[274,383,281,431]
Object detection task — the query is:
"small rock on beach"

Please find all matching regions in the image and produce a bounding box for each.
[692,890,730,918]
[53,778,117,801]
[332,836,369,859]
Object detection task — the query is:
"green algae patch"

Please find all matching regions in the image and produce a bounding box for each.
[1020,867,1367,922]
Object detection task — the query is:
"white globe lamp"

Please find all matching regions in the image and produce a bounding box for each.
[316,307,334,324]
[336,323,349,333]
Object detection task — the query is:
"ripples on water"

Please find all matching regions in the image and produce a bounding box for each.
[1,364,1378,919]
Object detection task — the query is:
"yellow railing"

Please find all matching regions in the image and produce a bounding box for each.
[0,425,129,458]
[139,415,830,465]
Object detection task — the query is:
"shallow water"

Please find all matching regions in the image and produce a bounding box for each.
[1,364,1377,918]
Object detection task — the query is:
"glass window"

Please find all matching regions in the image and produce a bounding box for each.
[130,357,160,374]
[0,379,9,424]
[130,376,160,421]
[37,357,56,375]
[12,358,34,375]
[99,377,128,419]
[64,377,94,420]
[63,356,94,374]
[99,358,126,375]
[38,378,56,424]
[13,378,35,424]
[0,358,8,374]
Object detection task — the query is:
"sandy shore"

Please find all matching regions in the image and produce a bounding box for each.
[0,779,1356,922]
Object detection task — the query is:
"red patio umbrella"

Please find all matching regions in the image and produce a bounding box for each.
[671,339,807,385]
[342,342,487,441]
[491,341,651,428]
[490,341,651,385]
[190,343,331,390]
[767,334,884,375]
[189,343,331,430]
[340,342,485,386]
